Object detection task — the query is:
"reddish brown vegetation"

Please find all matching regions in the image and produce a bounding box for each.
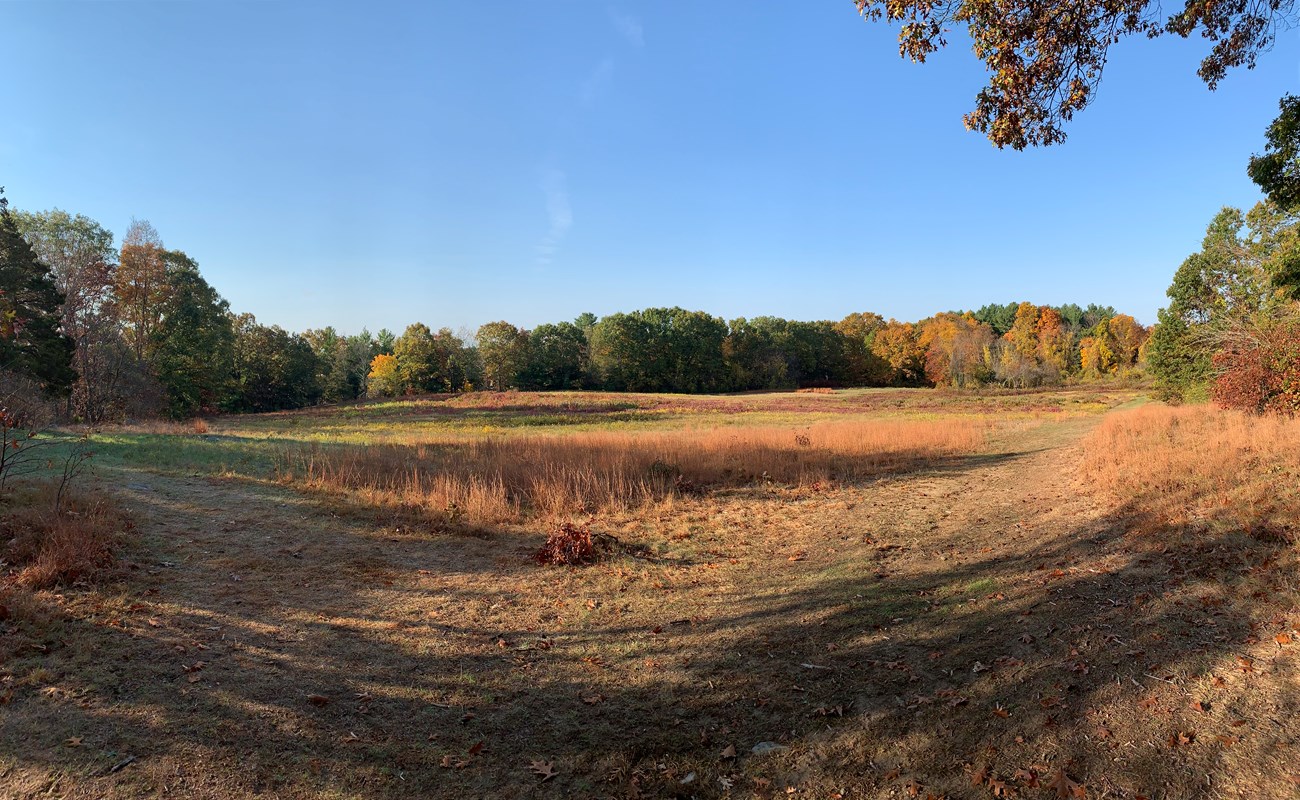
[533,521,614,566]
[1,485,130,590]
[1212,316,1300,414]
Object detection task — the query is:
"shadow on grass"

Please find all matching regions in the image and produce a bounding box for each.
[2,460,1296,798]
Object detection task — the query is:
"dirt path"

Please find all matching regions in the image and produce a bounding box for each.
[4,408,1297,799]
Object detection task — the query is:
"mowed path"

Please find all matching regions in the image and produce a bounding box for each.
[4,407,1297,799]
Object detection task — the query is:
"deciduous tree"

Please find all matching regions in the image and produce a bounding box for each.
[477,321,530,390]
[12,209,123,418]
[116,219,167,360]
[855,0,1292,148]
[149,252,235,417]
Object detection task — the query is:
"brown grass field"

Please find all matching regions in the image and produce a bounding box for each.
[1,386,1298,799]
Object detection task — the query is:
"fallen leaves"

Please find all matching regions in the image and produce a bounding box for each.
[530,759,557,781]
[1047,768,1086,798]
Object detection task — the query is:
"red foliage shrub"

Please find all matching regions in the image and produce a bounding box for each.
[1212,316,1300,415]
[534,521,613,566]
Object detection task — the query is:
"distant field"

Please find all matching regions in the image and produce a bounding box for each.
[4,386,1299,800]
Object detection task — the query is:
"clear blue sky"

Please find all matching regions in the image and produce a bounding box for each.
[3,2,1297,334]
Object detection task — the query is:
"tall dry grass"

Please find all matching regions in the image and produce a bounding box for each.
[1080,404,1300,538]
[274,419,992,524]
[2,484,131,589]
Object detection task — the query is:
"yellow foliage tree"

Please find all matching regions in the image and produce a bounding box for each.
[366,353,404,397]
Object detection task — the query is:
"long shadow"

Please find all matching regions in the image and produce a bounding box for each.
[3,466,1296,798]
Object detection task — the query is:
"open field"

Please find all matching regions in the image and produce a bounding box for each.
[3,386,1299,799]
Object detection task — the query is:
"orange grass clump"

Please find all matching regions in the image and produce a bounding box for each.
[274,419,991,524]
[1080,404,1300,539]
[2,486,131,589]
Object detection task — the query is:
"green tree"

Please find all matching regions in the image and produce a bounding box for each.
[723,317,789,390]
[150,252,235,417]
[1249,95,1300,213]
[1148,207,1274,400]
[0,193,75,396]
[394,323,442,393]
[393,324,477,393]
[523,322,588,389]
[834,312,890,385]
[590,308,728,393]
[231,314,321,412]
[375,328,396,355]
[973,303,1019,336]
[477,321,530,390]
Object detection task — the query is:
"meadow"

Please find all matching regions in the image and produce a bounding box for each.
[2,386,1298,799]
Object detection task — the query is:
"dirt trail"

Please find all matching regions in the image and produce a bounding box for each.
[4,407,1296,799]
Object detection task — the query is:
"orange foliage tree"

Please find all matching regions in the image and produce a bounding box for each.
[918,313,994,387]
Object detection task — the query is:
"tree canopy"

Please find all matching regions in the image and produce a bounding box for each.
[855,0,1294,148]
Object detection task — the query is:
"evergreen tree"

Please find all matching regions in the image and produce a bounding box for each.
[0,192,75,396]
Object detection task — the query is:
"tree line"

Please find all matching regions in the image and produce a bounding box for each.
[0,191,1151,421]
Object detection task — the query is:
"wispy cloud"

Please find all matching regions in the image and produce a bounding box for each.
[580,57,615,106]
[608,9,644,48]
[536,167,572,266]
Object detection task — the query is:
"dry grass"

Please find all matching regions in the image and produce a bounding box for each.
[1,483,131,590]
[31,389,1293,800]
[1081,403,1300,539]
[272,418,993,525]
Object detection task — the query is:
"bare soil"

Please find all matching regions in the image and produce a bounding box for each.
[2,405,1297,799]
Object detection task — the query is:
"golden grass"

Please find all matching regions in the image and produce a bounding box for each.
[1080,403,1300,538]
[274,418,993,524]
[1,484,131,590]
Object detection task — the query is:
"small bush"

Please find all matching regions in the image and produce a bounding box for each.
[2,485,131,589]
[534,521,613,566]
[1212,313,1300,415]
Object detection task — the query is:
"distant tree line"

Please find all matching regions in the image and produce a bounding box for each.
[455,304,1147,398]
[1,190,1149,421]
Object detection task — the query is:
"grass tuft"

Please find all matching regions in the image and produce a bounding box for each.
[1,483,132,589]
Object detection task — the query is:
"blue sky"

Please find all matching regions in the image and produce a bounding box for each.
[3,2,1297,334]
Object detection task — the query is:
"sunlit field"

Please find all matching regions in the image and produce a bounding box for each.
[6,387,1300,799]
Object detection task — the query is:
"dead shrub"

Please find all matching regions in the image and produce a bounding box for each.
[1211,313,1300,415]
[1,484,131,589]
[534,521,615,566]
